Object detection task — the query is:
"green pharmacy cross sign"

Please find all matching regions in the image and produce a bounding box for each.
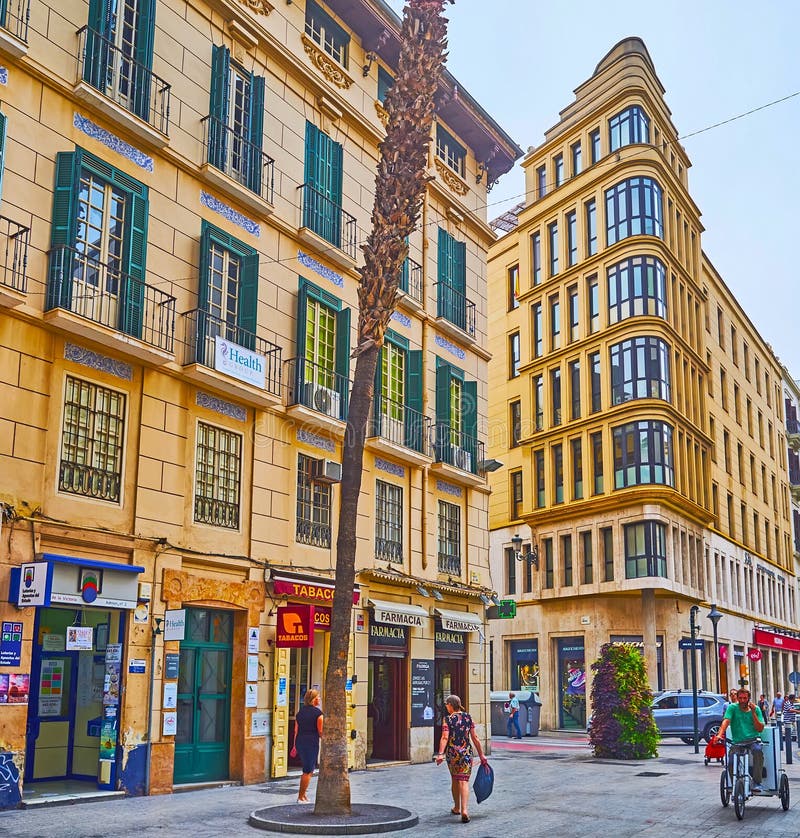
[497,600,516,619]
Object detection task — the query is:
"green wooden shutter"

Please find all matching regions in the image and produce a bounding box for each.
[335,307,351,420]
[406,349,423,453]
[121,188,149,339]
[209,45,230,170]
[47,150,83,311]
[436,228,449,320]
[372,346,384,437]
[0,1,8,29]
[295,278,310,398]
[195,221,215,363]
[85,0,113,91]
[453,239,466,295]
[238,250,259,349]
[132,0,156,121]
[247,74,265,194]
[434,358,451,459]
[303,121,319,229]
[463,380,478,473]
[0,111,6,203]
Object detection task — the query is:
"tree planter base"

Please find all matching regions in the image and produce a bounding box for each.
[249,803,417,834]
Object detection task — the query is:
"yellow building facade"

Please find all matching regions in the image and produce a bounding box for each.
[487,38,797,732]
[0,0,519,804]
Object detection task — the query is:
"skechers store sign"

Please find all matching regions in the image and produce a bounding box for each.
[214,338,266,388]
[9,555,143,609]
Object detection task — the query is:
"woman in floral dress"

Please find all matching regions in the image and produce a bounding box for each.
[435,694,488,823]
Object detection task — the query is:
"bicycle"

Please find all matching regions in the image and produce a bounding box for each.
[719,737,790,820]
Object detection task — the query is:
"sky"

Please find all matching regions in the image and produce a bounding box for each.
[386,0,800,376]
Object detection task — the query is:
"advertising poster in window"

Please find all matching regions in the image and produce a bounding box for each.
[0,673,9,703]
[8,673,29,704]
[38,659,64,716]
[410,659,434,727]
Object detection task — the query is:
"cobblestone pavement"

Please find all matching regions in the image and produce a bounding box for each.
[2,735,799,838]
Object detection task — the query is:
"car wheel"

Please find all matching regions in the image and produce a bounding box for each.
[703,723,721,743]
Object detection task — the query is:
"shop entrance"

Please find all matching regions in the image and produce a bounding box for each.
[174,608,233,784]
[434,658,465,746]
[556,637,586,730]
[25,607,118,786]
[367,656,407,761]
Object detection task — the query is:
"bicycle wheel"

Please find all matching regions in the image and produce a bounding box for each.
[780,773,790,811]
[734,778,746,820]
[720,770,730,806]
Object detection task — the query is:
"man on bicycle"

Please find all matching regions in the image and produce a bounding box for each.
[713,688,766,791]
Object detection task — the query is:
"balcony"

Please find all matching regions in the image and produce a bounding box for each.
[790,466,800,503]
[376,537,403,564]
[297,183,357,270]
[368,394,431,466]
[74,26,170,147]
[296,517,331,549]
[430,423,485,487]
[45,246,176,363]
[285,356,349,433]
[435,281,476,343]
[0,216,29,308]
[438,552,461,576]
[182,309,282,406]
[787,418,800,451]
[0,0,29,58]
[200,115,275,215]
[397,256,423,311]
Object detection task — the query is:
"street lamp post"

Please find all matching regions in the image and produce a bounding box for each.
[707,604,723,695]
[689,605,700,754]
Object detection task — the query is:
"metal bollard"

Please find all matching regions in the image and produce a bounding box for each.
[784,724,793,765]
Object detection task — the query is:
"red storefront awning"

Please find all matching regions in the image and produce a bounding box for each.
[753,627,800,653]
[271,573,360,605]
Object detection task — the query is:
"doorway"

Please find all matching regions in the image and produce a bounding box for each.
[173,608,233,784]
[367,656,407,761]
[26,607,115,785]
[556,637,586,730]
[434,658,465,747]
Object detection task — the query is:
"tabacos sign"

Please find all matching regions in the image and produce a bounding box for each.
[214,338,266,389]
[272,576,360,605]
[276,604,314,648]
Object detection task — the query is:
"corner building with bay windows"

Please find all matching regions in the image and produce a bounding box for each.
[0,0,519,806]
[487,38,797,732]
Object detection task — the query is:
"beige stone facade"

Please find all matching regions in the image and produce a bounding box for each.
[486,38,798,734]
[0,0,519,803]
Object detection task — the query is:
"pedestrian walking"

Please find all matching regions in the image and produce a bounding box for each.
[290,688,323,804]
[770,691,785,740]
[506,691,522,739]
[435,694,489,823]
[782,693,797,755]
[757,693,770,720]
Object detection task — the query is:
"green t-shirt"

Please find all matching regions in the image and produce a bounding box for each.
[724,702,765,743]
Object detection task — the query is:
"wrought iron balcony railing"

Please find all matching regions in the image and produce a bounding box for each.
[1,0,29,42]
[400,256,423,304]
[285,356,349,422]
[296,518,331,549]
[298,183,357,260]
[435,281,476,336]
[789,467,800,487]
[787,418,800,436]
[438,552,461,576]
[182,308,282,396]
[77,25,171,134]
[194,494,239,529]
[46,246,176,352]
[59,461,121,503]
[201,115,274,203]
[431,423,484,475]
[370,393,430,455]
[0,216,29,293]
[376,537,403,564]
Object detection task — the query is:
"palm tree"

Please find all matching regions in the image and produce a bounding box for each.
[314,0,452,816]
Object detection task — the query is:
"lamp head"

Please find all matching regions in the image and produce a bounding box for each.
[707,603,723,626]
[511,533,523,556]
[416,584,430,598]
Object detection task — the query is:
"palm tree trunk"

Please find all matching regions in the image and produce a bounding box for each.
[314,0,451,817]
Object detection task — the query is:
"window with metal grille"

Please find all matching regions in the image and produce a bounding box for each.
[437,500,461,575]
[375,480,403,563]
[194,422,241,528]
[59,376,126,503]
[296,454,331,548]
[305,0,349,66]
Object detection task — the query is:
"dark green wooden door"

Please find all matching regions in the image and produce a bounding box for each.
[173,608,233,784]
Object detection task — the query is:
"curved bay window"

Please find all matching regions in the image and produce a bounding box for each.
[613,420,674,489]
[624,521,667,579]
[605,177,663,245]
[607,255,667,323]
[609,105,650,152]
[610,336,671,405]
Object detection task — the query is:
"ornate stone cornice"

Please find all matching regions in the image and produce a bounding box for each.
[302,34,353,90]
[374,100,389,128]
[236,0,273,14]
[434,157,469,197]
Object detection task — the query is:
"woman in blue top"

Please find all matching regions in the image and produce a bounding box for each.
[291,688,323,803]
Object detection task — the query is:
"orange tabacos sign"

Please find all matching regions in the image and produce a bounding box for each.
[272,576,360,605]
[276,604,315,648]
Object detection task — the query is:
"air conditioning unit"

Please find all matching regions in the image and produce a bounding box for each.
[304,383,341,419]
[314,458,342,483]
[451,445,472,472]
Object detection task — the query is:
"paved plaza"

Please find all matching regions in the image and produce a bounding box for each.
[2,735,799,837]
